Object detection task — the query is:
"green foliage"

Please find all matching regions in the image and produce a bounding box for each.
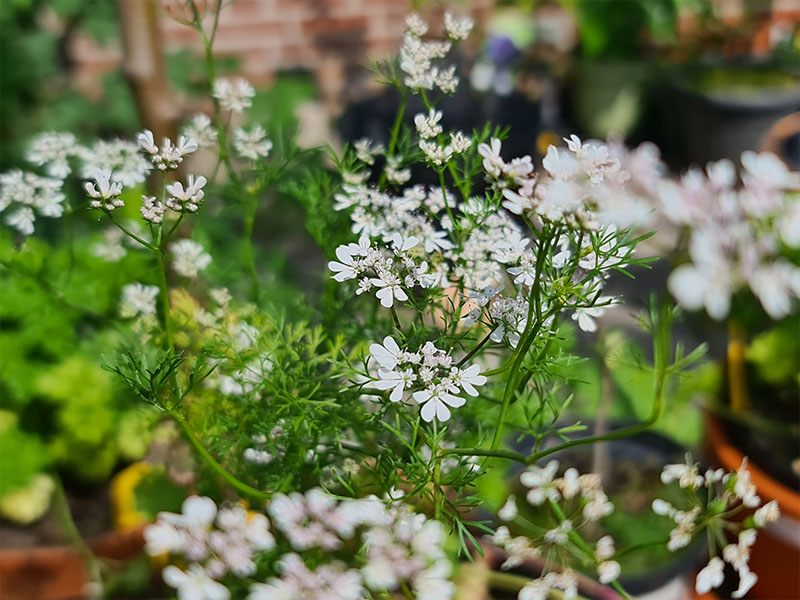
[133,468,188,519]
[746,316,800,388]
[0,232,156,494]
[0,411,51,496]
[562,0,677,59]
[0,0,137,171]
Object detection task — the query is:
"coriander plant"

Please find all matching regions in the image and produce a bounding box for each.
[1,3,792,600]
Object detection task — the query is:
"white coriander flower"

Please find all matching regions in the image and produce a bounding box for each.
[84,168,124,210]
[162,564,229,600]
[328,243,362,282]
[138,130,198,171]
[498,496,518,521]
[5,206,36,235]
[0,170,65,234]
[413,385,466,422]
[449,131,471,154]
[444,12,474,40]
[405,13,428,37]
[141,195,166,224]
[166,174,207,213]
[182,113,218,149]
[233,124,273,160]
[27,132,80,178]
[419,140,453,166]
[414,109,443,139]
[213,77,255,113]
[369,336,404,370]
[731,569,758,598]
[597,560,621,584]
[478,138,505,178]
[371,270,408,307]
[571,305,606,333]
[120,283,159,318]
[385,156,411,185]
[695,557,725,595]
[753,499,780,527]
[79,139,151,186]
[171,239,211,278]
[435,65,459,94]
[353,138,383,165]
[374,368,415,402]
[446,364,486,396]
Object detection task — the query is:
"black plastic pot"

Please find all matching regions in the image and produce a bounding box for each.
[658,63,800,168]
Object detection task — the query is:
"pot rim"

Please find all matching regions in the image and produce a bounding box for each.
[706,412,800,520]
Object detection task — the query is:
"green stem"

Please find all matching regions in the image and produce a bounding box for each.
[490,233,551,450]
[438,168,457,237]
[107,212,155,250]
[173,412,271,503]
[442,446,528,463]
[52,475,103,598]
[387,92,408,158]
[154,247,175,355]
[243,201,260,302]
[526,303,670,465]
[456,331,492,367]
[390,306,403,332]
[432,421,442,520]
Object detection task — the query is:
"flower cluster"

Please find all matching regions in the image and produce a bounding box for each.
[138,130,199,172]
[78,138,152,187]
[369,336,486,422]
[328,234,437,307]
[166,174,208,213]
[652,455,781,597]
[490,462,620,599]
[85,168,124,211]
[182,113,219,149]
[518,460,614,521]
[146,490,454,600]
[399,13,467,93]
[26,131,81,178]
[332,181,526,291]
[233,125,273,160]
[659,151,800,320]
[0,169,64,235]
[213,77,255,113]
[119,282,159,318]
[171,239,212,278]
[489,135,662,231]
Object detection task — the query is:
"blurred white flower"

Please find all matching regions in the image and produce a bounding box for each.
[234,125,273,160]
[171,239,211,278]
[120,283,159,318]
[213,77,255,113]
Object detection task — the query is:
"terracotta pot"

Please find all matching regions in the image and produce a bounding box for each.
[706,413,800,599]
[0,526,145,600]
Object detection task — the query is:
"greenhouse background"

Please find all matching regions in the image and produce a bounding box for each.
[0,1,798,599]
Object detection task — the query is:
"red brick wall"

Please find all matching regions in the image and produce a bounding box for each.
[69,0,494,108]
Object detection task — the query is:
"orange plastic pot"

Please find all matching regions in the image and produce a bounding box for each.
[706,413,800,599]
[0,526,145,600]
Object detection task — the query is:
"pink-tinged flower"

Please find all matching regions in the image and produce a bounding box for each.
[162,564,229,600]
